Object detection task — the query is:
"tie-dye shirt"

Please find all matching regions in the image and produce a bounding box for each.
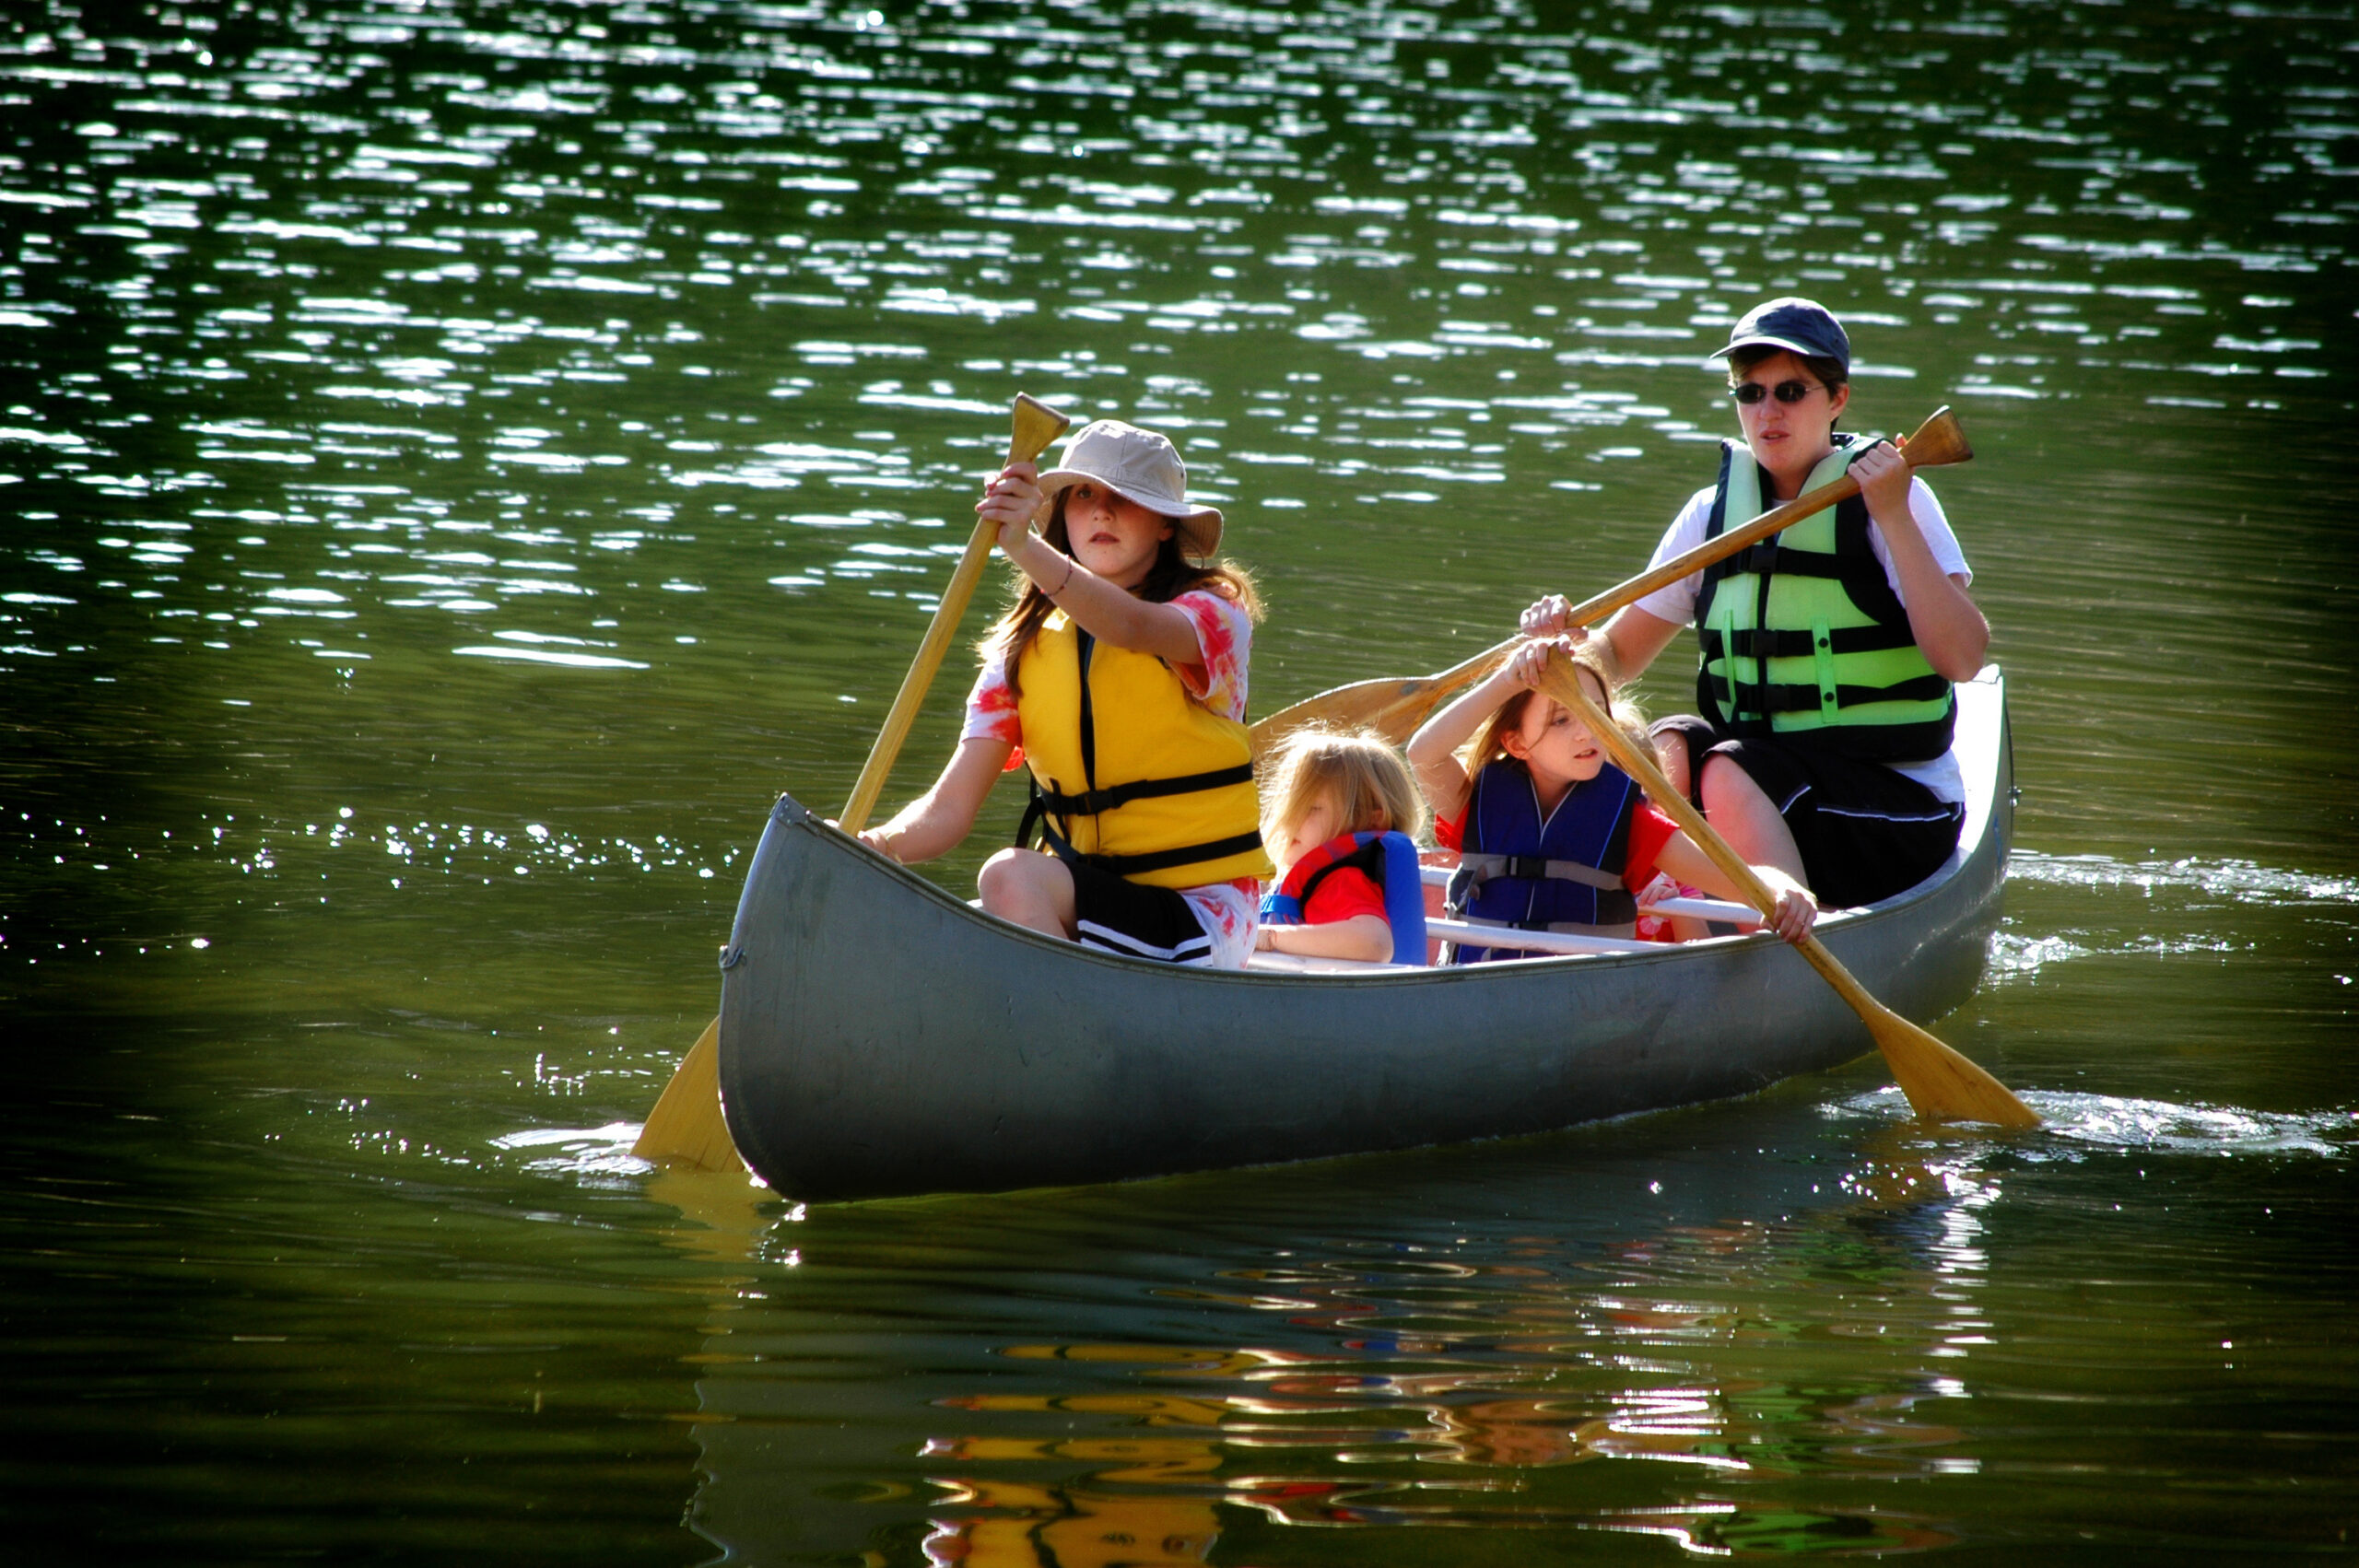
[962,589,1258,967]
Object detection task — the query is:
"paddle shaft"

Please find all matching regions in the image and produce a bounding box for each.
[1532,652,2038,1128]
[839,401,1070,834]
[1423,463,1886,709]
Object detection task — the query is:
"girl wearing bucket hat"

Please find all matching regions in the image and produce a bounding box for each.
[857,419,1272,967]
[1522,297,1991,910]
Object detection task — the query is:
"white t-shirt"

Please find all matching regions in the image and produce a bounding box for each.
[1637,474,1972,803]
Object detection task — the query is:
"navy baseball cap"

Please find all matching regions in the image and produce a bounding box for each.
[1709,297,1850,371]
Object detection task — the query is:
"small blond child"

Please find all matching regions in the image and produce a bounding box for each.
[1254,727,1430,965]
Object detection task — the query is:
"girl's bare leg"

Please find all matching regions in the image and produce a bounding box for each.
[978,848,1080,939]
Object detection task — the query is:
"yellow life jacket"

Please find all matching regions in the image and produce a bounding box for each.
[1013,610,1272,888]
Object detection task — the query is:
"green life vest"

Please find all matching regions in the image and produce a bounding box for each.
[1693,436,1956,763]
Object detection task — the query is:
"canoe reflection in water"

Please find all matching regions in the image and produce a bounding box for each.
[659,1117,2002,1562]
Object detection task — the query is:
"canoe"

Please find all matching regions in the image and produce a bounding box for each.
[717,668,2014,1201]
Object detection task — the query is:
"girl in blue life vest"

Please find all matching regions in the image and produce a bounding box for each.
[1253,728,1430,965]
[1406,637,1818,963]
[854,419,1271,969]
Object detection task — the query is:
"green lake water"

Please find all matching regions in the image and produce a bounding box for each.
[4,0,2355,1561]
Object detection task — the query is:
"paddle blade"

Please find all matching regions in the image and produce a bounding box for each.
[1863,1000,2040,1129]
[1898,406,1971,470]
[632,1017,746,1172]
[1250,675,1438,758]
[1010,392,1073,464]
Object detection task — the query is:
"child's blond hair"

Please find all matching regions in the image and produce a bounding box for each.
[1260,726,1426,854]
[1463,640,1656,777]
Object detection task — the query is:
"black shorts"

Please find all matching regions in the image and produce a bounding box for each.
[1650,716,1965,910]
[1065,856,1216,965]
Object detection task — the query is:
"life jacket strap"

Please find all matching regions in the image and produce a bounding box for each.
[1704,671,1954,717]
[1258,890,1303,924]
[1030,761,1258,820]
[1451,850,1625,895]
[1029,809,1265,881]
[1699,622,1919,661]
[1290,837,1386,912]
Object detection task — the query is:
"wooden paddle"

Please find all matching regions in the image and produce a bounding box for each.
[632,393,1076,1171]
[840,392,1076,832]
[1249,406,1974,757]
[1532,649,2039,1129]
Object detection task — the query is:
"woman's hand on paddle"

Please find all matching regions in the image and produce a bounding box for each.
[976,460,1042,552]
[1849,439,1913,519]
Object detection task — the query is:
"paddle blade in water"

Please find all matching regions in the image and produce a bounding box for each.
[642,393,1070,1176]
[631,1017,745,1172]
[1865,1000,2041,1129]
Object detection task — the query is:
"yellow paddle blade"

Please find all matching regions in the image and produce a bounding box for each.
[1250,675,1447,758]
[1862,999,2041,1129]
[632,1017,745,1172]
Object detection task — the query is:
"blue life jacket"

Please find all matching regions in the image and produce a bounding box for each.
[1447,760,1640,964]
[1260,830,1428,966]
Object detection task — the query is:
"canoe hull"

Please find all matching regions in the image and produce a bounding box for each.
[719,673,2013,1201]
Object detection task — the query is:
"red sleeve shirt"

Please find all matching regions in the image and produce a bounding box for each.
[1301,862,1387,927]
[1281,833,1391,928]
[1434,800,1680,892]
[1622,803,1680,889]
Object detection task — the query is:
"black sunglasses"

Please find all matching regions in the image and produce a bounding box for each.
[1731,379,1822,405]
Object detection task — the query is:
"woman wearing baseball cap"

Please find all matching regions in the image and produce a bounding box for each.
[1524,298,1990,909]
[856,419,1273,967]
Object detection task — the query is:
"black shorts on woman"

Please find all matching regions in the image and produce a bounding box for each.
[1649,716,1964,911]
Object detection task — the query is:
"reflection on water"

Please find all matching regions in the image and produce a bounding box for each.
[672,1096,2352,1562]
[5,0,2357,1559]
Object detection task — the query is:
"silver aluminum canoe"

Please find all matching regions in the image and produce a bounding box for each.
[717,669,2014,1201]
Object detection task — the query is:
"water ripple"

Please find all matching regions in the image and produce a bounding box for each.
[2009,850,2359,906]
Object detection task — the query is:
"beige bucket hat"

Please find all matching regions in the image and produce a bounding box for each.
[1031,419,1224,560]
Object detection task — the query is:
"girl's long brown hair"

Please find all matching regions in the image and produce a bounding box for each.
[980,493,1263,697]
